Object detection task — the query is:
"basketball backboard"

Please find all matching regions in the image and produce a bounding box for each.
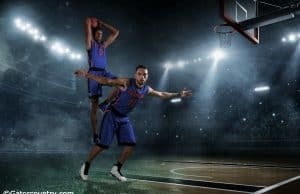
[221,0,259,44]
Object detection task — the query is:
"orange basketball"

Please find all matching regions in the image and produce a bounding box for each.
[90,18,98,27]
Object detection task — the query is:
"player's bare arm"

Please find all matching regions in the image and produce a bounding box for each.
[103,87,119,103]
[75,70,128,88]
[85,18,93,50]
[98,19,119,48]
[148,86,192,99]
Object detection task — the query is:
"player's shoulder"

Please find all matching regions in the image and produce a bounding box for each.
[146,85,152,92]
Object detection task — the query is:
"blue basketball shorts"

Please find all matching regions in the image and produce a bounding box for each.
[87,68,116,98]
[95,110,136,149]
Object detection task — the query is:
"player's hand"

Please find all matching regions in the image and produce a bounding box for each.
[90,17,98,27]
[74,70,88,78]
[85,18,91,25]
[98,101,109,112]
[180,89,192,98]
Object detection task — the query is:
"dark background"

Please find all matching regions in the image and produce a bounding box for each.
[0,0,299,157]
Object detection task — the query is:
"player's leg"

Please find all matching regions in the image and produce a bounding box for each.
[110,146,133,181]
[79,145,104,181]
[90,96,99,142]
[86,145,104,163]
[80,111,116,181]
[111,117,136,181]
[117,146,134,164]
[88,73,101,143]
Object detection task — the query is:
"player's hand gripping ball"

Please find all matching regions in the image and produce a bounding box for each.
[90,18,98,28]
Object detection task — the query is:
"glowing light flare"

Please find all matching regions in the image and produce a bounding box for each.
[70,53,76,60]
[211,49,225,61]
[170,98,182,103]
[40,36,47,42]
[177,60,185,68]
[75,54,82,59]
[163,62,173,70]
[14,18,22,28]
[254,86,270,92]
[288,34,296,42]
[33,34,40,40]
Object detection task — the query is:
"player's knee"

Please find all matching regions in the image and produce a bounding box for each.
[96,146,105,153]
[96,144,109,150]
[124,146,134,153]
[90,97,99,104]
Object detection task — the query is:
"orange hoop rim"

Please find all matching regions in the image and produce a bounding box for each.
[214,23,236,34]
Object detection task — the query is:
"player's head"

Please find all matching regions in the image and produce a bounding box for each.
[92,27,103,42]
[135,65,148,87]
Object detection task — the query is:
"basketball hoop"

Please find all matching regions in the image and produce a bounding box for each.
[214,24,235,48]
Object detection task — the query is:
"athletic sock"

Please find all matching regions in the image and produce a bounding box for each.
[84,162,91,175]
[114,161,123,175]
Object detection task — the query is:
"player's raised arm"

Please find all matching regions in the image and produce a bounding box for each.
[75,70,128,88]
[85,18,95,50]
[98,19,119,48]
[148,86,192,99]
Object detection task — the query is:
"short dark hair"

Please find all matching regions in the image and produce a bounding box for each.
[92,27,102,37]
[135,65,147,72]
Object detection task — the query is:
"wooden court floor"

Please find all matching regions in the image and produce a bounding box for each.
[1,153,299,194]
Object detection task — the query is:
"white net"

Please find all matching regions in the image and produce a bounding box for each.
[214,24,235,48]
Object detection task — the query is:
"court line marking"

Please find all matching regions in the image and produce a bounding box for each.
[252,175,300,194]
[170,167,213,179]
[162,160,300,170]
[94,167,265,188]
[129,177,252,194]
[79,170,262,193]
[170,166,266,187]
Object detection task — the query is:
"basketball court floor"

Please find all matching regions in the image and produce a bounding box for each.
[1,153,299,194]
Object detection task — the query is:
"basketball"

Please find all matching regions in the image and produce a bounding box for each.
[90,18,98,28]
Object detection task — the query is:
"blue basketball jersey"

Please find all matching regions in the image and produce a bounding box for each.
[88,41,107,69]
[111,78,149,115]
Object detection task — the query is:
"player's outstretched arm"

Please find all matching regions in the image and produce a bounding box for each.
[148,87,192,99]
[98,19,119,48]
[74,70,128,87]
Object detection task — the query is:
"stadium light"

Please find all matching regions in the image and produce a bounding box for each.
[170,98,182,103]
[33,34,40,40]
[177,60,185,68]
[75,54,82,60]
[25,23,31,29]
[14,18,22,28]
[14,17,82,61]
[70,53,76,60]
[254,86,270,92]
[40,36,47,42]
[211,49,225,61]
[288,34,296,42]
